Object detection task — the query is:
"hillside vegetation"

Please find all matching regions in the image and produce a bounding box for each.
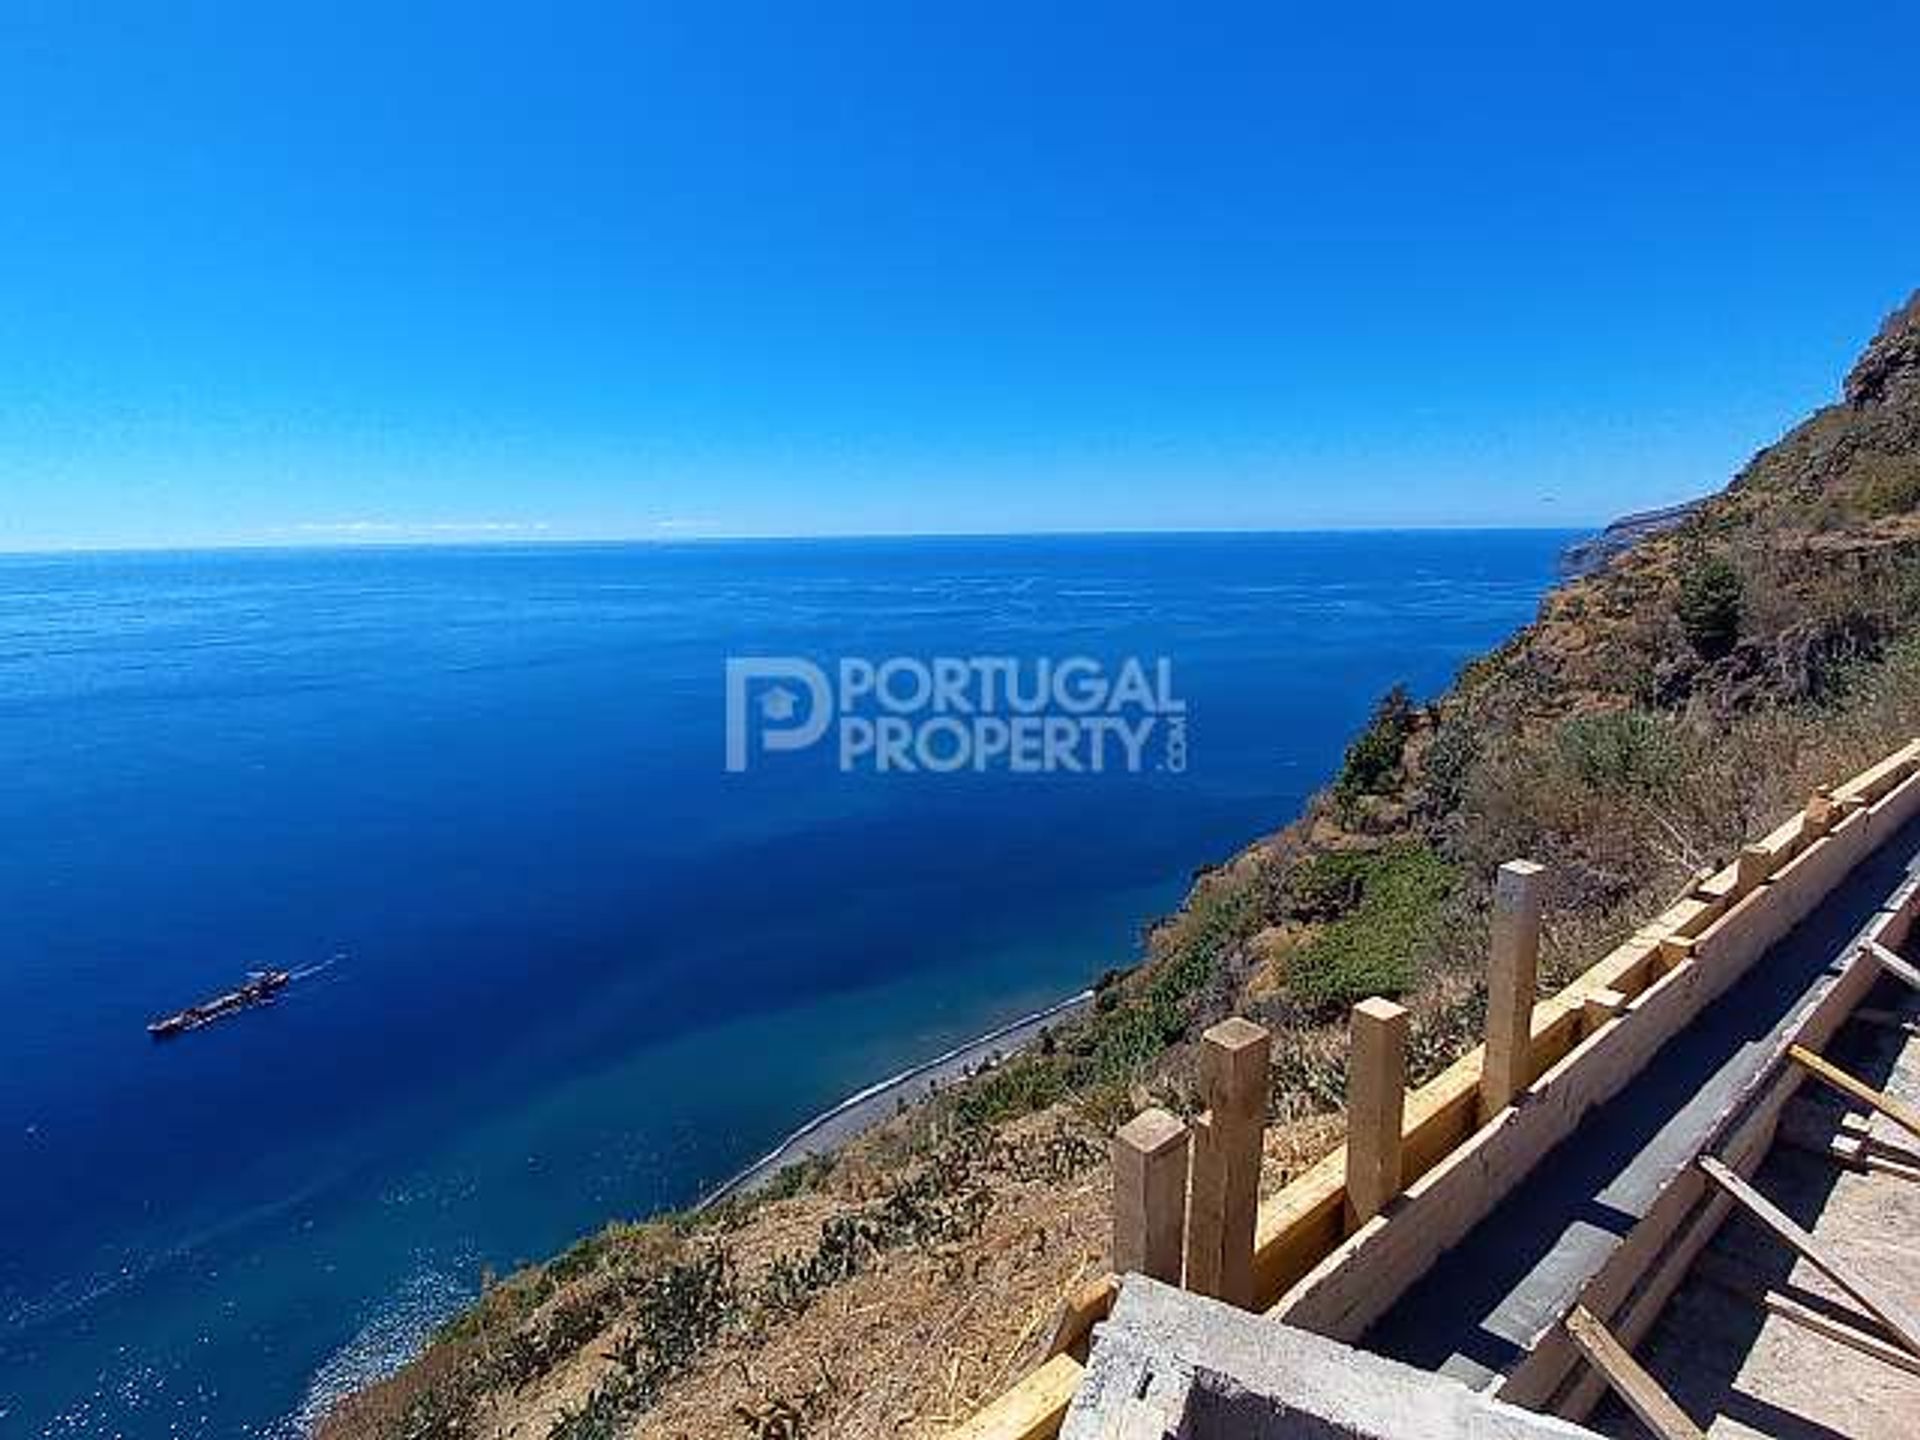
[319,291,1920,1440]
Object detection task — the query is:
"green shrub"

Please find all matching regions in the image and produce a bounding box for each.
[1335,685,1416,802]
[1285,846,1455,1016]
[1285,850,1373,919]
[1675,554,1743,659]
[1553,709,1683,793]
[952,1052,1070,1128]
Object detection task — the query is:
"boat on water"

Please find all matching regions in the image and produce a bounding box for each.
[148,969,292,1039]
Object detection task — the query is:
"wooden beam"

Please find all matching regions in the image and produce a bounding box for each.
[1803,787,1838,839]
[1838,1111,1920,1175]
[1656,934,1696,974]
[1044,1273,1118,1360]
[1346,998,1409,1224]
[1695,1253,1920,1380]
[1867,939,1920,994]
[1787,1044,1920,1145]
[1112,1109,1189,1284]
[1582,987,1628,1036]
[1563,1306,1703,1440]
[1184,1018,1270,1306]
[1482,859,1545,1121]
[1698,1155,1920,1357]
[1857,1148,1920,1184]
[1734,844,1773,898]
[948,1353,1083,1440]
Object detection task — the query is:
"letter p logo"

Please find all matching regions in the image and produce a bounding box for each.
[725,658,833,772]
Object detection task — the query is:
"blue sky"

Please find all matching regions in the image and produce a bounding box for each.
[2,4,1916,551]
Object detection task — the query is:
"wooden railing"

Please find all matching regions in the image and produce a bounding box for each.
[950,738,1920,1440]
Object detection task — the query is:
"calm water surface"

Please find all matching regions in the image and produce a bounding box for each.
[0,533,1573,1435]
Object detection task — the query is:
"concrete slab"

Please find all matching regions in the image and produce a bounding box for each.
[1061,1277,1601,1440]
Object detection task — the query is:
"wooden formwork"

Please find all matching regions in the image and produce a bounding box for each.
[949,739,1920,1438]
[1532,797,1920,1420]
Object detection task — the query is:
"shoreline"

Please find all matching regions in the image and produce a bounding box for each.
[698,987,1096,1209]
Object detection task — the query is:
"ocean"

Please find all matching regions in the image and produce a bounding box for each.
[0,532,1573,1436]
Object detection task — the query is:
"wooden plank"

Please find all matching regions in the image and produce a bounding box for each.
[1111,1109,1188,1284]
[1252,741,1920,1329]
[1251,1150,1346,1304]
[1695,1252,1920,1379]
[1280,933,1722,1339]
[1582,987,1628,1037]
[1347,998,1409,1224]
[1183,1017,1270,1307]
[1538,863,1920,1418]
[1838,1111,1920,1173]
[1803,787,1839,840]
[1834,739,1920,806]
[1870,763,1920,832]
[1867,939,1920,994]
[1563,1305,1704,1440]
[1762,1289,1920,1378]
[1184,1110,1223,1297]
[1044,1273,1117,1360]
[1734,844,1773,899]
[1787,1043,1920,1144]
[1656,935,1695,973]
[1698,1155,1920,1357]
[948,1353,1083,1440]
[1482,859,1545,1121]
[1839,1138,1920,1184]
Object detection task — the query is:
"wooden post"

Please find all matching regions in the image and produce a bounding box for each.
[1346,998,1409,1225]
[1734,844,1771,898]
[1112,1108,1189,1284]
[1582,987,1628,1036]
[1657,935,1696,975]
[1183,1017,1271,1306]
[1803,787,1838,839]
[1481,859,1545,1122]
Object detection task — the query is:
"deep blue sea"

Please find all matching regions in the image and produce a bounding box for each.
[0,533,1572,1436]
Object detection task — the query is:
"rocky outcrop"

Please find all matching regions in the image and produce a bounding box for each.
[1846,290,1920,409]
[1559,500,1704,579]
[1655,611,1885,717]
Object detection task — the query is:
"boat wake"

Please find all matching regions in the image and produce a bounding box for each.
[289,954,344,983]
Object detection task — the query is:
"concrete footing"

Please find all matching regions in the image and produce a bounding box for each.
[1062,1277,1601,1440]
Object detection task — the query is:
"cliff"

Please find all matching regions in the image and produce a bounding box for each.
[1558,500,1703,579]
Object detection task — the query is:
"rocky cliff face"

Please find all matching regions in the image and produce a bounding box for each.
[1456,292,1920,735]
[1846,290,1920,408]
[1559,500,1704,580]
[1206,288,1920,1027]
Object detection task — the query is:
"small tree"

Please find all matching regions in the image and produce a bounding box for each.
[1335,684,1415,803]
[1675,554,1743,660]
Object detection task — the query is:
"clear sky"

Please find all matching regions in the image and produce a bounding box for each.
[2,4,1916,551]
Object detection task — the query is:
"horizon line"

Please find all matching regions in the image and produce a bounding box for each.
[0,520,1606,560]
